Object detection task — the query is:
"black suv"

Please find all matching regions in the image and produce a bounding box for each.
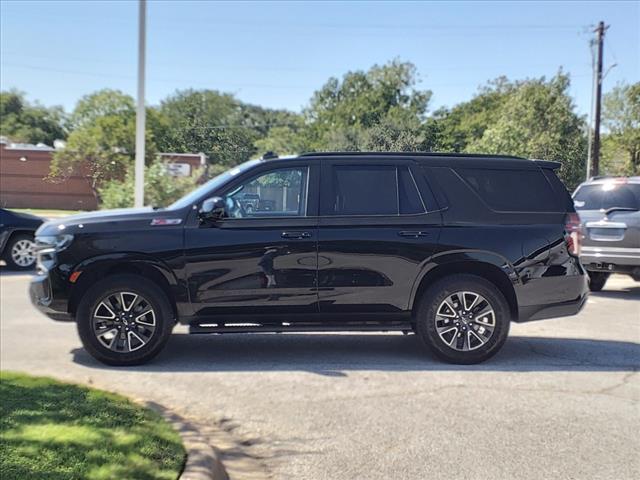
[30,153,588,366]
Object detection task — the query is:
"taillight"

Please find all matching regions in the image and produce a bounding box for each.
[564,212,582,256]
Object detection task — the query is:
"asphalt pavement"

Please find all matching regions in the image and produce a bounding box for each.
[1,271,639,480]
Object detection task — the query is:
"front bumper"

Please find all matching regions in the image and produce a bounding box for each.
[29,272,73,322]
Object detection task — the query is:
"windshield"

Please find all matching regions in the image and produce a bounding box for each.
[168,159,262,210]
[573,182,640,211]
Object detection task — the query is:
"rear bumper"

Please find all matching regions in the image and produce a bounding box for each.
[517,292,588,322]
[580,246,640,274]
[515,256,589,322]
[581,246,640,264]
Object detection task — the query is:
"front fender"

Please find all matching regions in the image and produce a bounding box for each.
[68,252,192,318]
[72,252,179,287]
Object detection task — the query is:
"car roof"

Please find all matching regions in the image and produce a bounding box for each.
[580,176,640,186]
[261,151,559,170]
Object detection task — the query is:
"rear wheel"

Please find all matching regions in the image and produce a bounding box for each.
[3,233,36,270]
[76,274,174,366]
[587,271,609,292]
[415,274,511,364]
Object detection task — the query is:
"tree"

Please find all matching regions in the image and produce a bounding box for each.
[468,73,587,189]
[69,89,135,128]
[254,122,308,156]
[428,77,513,152]
[602,82,640,175]
[50,89,157,200]
[303,59,432,151]
[99,159,202,209]
[158,89,259,166]
[0,90,67,145]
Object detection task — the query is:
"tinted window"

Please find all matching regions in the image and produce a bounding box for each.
[458,168,559,212]
[399,168,425,214]
[323,165,427,216]
[573,183,640,210]
[542,169,574,211]
[227,167,308,218]
[327,166,397,216]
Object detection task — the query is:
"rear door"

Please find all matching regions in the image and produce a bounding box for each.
[317,158,441,314]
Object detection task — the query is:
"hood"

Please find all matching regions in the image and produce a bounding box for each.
[35,207,182,236]
[0,208,44,228]
[11,210,44,222]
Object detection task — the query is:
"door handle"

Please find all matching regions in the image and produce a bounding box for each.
[398,231,429,238]
[281,231,312,239]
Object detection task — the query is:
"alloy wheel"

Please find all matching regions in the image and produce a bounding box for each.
[11,239,36,267]
[434,291,496,351]
[92,291,157,353]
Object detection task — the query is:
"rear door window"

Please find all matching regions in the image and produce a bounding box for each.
[398,167,425,214]
[457,168,559,212]
[322,165,426,216]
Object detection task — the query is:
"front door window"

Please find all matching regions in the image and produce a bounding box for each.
[226,167,308,218]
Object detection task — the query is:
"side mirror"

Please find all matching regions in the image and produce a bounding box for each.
[199,196,226,222]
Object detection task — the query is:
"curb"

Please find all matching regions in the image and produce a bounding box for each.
[141,400,229,480]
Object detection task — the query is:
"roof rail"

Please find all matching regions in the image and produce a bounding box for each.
[533,159,561,170]
[298,151,526,160]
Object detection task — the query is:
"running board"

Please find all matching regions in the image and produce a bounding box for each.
[189,321,412,335]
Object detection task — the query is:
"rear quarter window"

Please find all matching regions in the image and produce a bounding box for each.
[457,168,560,212]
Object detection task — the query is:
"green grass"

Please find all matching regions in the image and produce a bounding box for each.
[12,208,84,218]
[0,371,186,480]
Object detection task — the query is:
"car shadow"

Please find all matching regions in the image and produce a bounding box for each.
[0,264,35,277]
[71,334,640,375]
[591,285,640,300]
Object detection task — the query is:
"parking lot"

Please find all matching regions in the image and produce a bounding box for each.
[1,271,639,480]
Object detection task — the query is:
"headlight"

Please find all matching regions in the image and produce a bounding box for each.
[35,235,74,273]
[36,234,74,251]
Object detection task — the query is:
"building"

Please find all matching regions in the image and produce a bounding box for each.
[0,138,207,211]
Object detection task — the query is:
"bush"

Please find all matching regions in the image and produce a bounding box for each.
[99,160,203,209]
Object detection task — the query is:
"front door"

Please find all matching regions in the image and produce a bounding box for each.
[317,159,441,314]
[184,163,319,317]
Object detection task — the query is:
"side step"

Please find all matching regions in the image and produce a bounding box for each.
[189,321,413,335]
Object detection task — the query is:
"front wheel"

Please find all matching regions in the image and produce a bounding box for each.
[415,275,511,364]
[76,274,174,366]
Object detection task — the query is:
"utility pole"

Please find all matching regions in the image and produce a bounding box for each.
[134,0,146,208]
[588,21,607,179]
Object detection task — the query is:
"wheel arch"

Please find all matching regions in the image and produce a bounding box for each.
[68,254,180,320]
[1,229,36,255]
[410,257,519,321]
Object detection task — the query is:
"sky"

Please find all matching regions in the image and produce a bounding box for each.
[1,0,638,117]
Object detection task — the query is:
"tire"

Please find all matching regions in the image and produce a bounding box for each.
[76,274,174,366]
[3,233,36,270]
[588,271,609,292]
[415,274,511,364]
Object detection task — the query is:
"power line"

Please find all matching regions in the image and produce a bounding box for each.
[2,61,591,90]
[1,51,594,74]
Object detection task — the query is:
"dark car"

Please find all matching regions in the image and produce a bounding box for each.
[0,208,44,270]
[573,176,640,291]
[30,152,588,366]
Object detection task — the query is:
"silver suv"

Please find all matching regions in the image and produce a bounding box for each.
[573,176,640,291]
